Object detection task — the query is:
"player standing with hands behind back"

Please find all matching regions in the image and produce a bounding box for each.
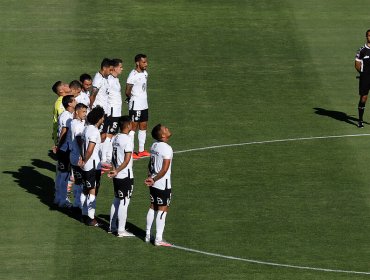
[355,29,370,128]
[144,124,173,246]
[125,54,150,159]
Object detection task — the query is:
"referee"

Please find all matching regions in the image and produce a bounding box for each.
[355,29,370,128]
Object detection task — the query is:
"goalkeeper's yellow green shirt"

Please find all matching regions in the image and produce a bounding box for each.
[52,96,65,145]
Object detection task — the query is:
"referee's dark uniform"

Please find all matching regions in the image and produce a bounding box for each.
[355,44,370,127]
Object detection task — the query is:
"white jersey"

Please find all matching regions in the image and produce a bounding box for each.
[149,141,173,190]
[126,69,148,110]
[81,125,101,171]
[112,133,134,179]
[92,72,109,114]
[75,91,90,109]
[108,75,122,117]
[69,119,85,166]
[58,110,73,152]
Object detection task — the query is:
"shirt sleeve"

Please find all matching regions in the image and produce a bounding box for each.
[88,129,100,144]
[126,71,136,85]
[93,74,103,89]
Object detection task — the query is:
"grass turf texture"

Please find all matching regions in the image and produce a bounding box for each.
[1,0,370,279]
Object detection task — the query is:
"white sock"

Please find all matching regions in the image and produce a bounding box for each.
[155,211,167,241]
[129,131,135,150]
[73,184,82,208]
[118,198,130,233]
[138,130,146,152]
[87,194,96,219]
[109,197,120,231]
[80,192,88,215]
[146,208,155,236]
[106,137,113,163]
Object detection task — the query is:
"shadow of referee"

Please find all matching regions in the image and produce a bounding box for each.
[313,107,369,126]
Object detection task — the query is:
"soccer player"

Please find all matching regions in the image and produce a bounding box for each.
[91,58,112,167]
[80,106,105,226]
[70,80,90,108]
[68,103,88,214]
[101,59,124,167]
[125,54,150,159]
[51,81,71,153]
[144,124,173,246]
[108,116,135,237]
[56,95,76,208]
[79,73,92,109]
[355,29,370,128]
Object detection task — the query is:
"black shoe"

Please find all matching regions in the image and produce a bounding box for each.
[358,121,364,128]
[87,217,99,227]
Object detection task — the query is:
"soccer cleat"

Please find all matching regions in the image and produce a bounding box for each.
[132,152,140,160]
[87,218,99,227]
[137,150,150,157]
[108,228,117,235]
[117,230,135,237]
[145,234,151,243]
[154,239,172,247]
[358,121,364,128]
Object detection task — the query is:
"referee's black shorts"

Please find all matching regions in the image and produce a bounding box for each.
[359,77,370,96]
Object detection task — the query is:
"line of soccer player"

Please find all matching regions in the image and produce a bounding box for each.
[51,55,173,246]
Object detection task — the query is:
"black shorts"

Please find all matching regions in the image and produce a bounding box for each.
[129,109,148,122]
[107,116,120,135]
[113,177,134,200]
[98,114,110,134]
[82,169,101,191]
[71,165,84,185]
[57,149,70,172]
[150,187,172,207]
[359,77,370,96]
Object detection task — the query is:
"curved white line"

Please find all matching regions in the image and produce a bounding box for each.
[170,244,370,275]
[166,133,370,275]
[173,133,370,154]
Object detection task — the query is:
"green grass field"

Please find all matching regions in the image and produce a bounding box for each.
[1,0,370,279]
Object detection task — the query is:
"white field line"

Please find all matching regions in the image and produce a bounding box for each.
[173,133,370,155]
[166,133,370,275]
[170,245,370,275]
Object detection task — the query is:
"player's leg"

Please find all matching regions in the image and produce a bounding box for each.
[154,188,172,246]
[358,79,369,127]
[145,204,156,242]
[116,178,134,237]
[86,170,101,226]
[137,109,150,157]
[109,197,119,234]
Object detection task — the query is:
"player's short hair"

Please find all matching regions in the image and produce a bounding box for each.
[135,54,147,62]
[366,29,370,37]
[151,124,162,141]
[79,73,92,83]
[69,80,82,89]
[111,58,123,67]
[87,106,105,125]
[75,103,88,111]
[118,115,131,130]
[62,95,75,109]
[52,81,62,94]
[101,58,112,69]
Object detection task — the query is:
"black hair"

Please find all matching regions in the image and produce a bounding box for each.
[134,54,147,62]
[79,73,92,83]
[62,95,75,109]
[118,115,131,130]
[69,80,82,89]
[101,58,112,69]
[75,103,88,111]
[87,106,105,125]
[366,30,370,37]
[151,124,162,141]
[111,58,123,67]
[52,81,62,94]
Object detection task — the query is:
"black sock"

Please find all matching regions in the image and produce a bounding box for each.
[358,101,365,121]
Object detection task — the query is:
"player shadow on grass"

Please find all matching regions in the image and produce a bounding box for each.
[3,160,82,224]
[98,214,146,241]
[313,107,369,126]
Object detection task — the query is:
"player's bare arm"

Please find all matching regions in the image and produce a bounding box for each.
[125,84,133,98]
[145,159,171,187]
[57,127,68,149]
[89,86,99,107]
[82,141,96,166]
[108,152,132,178]
[355,60,362,73]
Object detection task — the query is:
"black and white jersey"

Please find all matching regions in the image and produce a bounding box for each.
[92,72,109,114]
[108,75,122,117]
[112,133,134,179]
[126,69,148,110]
[81,124,101,171]
[149,141,173,190]
[58,111,73,152]
[355,44,370,75]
